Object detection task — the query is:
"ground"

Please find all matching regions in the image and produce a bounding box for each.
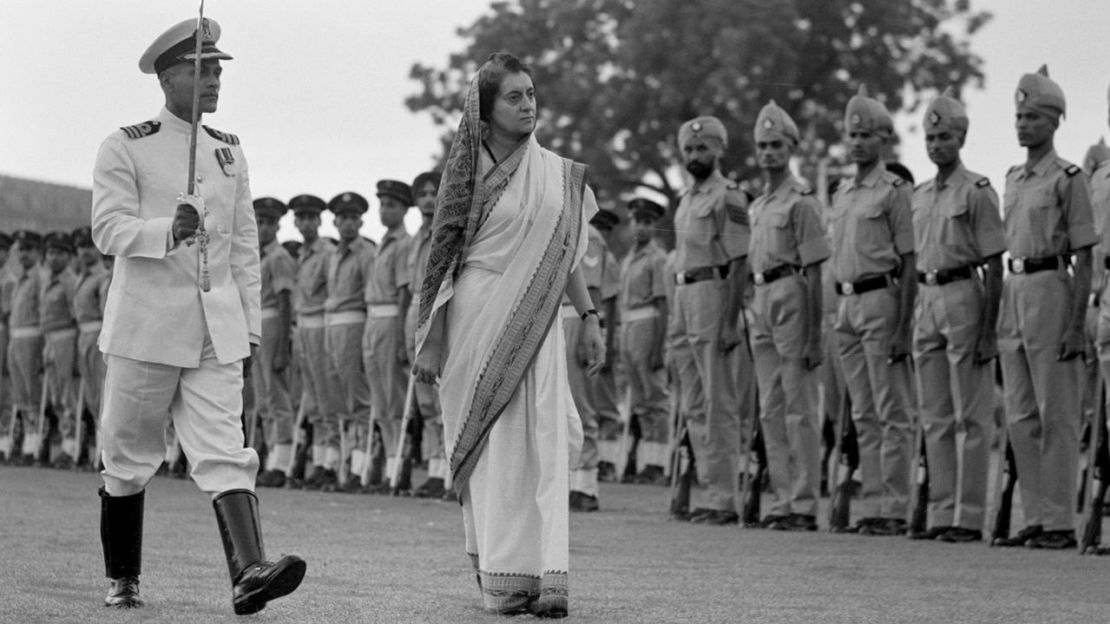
[2,465,1108,624]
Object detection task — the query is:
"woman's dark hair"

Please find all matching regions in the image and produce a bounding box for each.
[478,52,533,122]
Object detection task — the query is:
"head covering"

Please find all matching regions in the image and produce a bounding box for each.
[628,198,665,222]
[754,100,800,145]
[0,232,13,251]
[288,194,326,216]
[43,231,74,254]
[327,192,369,217]
[139,17,233,75]
[845,85,894,138]
[412,171,442,195]
[71,226,95,248]
[13,230,42,249]
[678,116,728,150]
[1085,138,1110,172]
[376,180,414,207]
[1015,65,1066,120]
[590,209,620,231]
[252,197,287,219]
[923,87,968,137]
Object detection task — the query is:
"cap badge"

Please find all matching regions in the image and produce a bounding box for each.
[928,110,941,126]
[762,118,774,129]
[850,114,861,125]
[1016,89,1027,103]
[342,193,352,203]
[691,121,702,132]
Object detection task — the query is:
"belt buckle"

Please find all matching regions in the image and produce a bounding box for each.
[841,281,854,295]
[1012,258,1025,274]
[676,272,687,285]
[754,272,766,286]
[925,271,938,286]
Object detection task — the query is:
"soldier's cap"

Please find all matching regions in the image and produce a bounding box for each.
[627,198,665,222]
[924,87,968,136]
[590,208,621,231]
[252,197,287,219]
[0,232,12,250]
[754,100,800,145]
[288,194,326,216]
[140,17,233,75]
[845,85,893,138]
[328,192,369,216]
[376,180,413,207]
[1015,65,1065,120]
[44,231,74,254]
[71,226,95,248]
[1085,137,1110,172]
[13,230,43,248]
[412,171,442,194]
[678,116,728,150]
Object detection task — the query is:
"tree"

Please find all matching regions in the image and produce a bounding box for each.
[407,0,991,210]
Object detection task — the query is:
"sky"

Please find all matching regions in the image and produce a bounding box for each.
[3,0,1110,242]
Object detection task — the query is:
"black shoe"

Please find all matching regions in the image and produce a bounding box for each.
[338,475,364,494]
[633,465,668,486]
[315,470,340,492]
[756,514,789,529]
[681,507,714,523]
[362,482,392,495]
[1026,530,1077,550]
[909,525,953,541]
[993,524,1043,547]
[937,527,982,543]
[413,477,446,499]
[692,510,739,526]
[569,490,599,512]
[256,470,286,488]
[52,454,75,470]
[104,576,142,608]
[232,558,307,615]
[597,461,618,483]
[770,513,817,532]
[859,517,906,536]
[848,517,882,534]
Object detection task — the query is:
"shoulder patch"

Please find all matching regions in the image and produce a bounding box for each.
[119,121,161,140]
[725,194,749,226]
[1065,164,1081,177]
[203,125,240,145]
[975,178,991,188]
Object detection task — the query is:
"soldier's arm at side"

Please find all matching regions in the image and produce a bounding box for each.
[1061,170,1097,360]
[975,255,1004,365]
[274,288,291,372]
[1062,247,1092,361]
[91,137,175,259]
[803,262,823,370]
[891,252,916,363]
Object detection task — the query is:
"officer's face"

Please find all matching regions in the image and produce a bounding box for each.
[162,60,222,115]
[415,181,438,218]
[294,212,320,240]
[256,214,279,246]
[45,247,70,273]
[847,129,883,167]
[490,72,536,139]
[630,217,655,244]
[16,244,40,269]
[77,245,100,267]
[379,196,408,229]
[334,213,362,242]
[1015,109,1056,148]
[682,137,720,179]
[925,129,963,168]
[756,138,793,172]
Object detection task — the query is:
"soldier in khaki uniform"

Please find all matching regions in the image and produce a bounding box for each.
[252,198,297,488]
[670,116,750,525]
[40,232,78,467]
[996,67,1095,550]
[324,192,376,491]
[830,87,916,536]
[618,199,670,484]
[910,91,1006,543]
[362,179,413,494]
[0,232,13,461]
[71,227,110,468]
[747,102,831,531]
[8,231,44,464]
[399,171,448,499]
[289,194,339,489]
[567,208,620,512]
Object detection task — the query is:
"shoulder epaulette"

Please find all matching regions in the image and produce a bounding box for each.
[892,177,906,187]
[119,121,161,140]
[203,125,240,145]
[1065,164,1081,177]
[975,178,991,188]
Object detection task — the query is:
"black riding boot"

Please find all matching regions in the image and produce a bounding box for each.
[212,489,306,615]
[99,487,144,608]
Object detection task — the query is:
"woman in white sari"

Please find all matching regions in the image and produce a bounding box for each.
[414,53,604,617]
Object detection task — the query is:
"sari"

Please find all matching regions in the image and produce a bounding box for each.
[416,75,595,615]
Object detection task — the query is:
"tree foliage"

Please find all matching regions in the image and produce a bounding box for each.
[406,0,992,208]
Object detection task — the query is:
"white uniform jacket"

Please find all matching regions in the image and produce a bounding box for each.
[92,107,260,367]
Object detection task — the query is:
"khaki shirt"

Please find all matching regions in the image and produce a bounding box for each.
[674,170,751,272]
[10,265,44,330]
[39,268,76,332]
[1003,149,1096,258]
[260,239,296,310]
[325,237,375,314]
[402,224,433,301]
[72,264,109,324]
[748,176,830,274]
[912,164,1006,272]
[829,164,914,282]
[0,268,16,327]
[295,237,334,316]
[620,240,668,311]
[365,226,410,305]
[1088,160,1110,287]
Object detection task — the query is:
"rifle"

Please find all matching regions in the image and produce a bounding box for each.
[72,382,86,470]
[668,423,695,519]
[908,421,930,536]
[820,410,837,497]
[828,390,856,532]
[616,386,639,482]
[741,418,767,527]
[1080,379,1110,555]
[989,433,1018,546]
[34,372,52,464]
[286,398,310,480]
[385,378,418,495]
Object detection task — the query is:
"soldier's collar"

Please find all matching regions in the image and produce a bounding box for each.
[691,170,727,194]
[1022,149,1058,178]
[934,163,967,189]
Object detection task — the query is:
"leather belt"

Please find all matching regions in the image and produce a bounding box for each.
[10,327,44,339]
[917,265,974,286]
[753,264,799,286]
[674,264,729,286]
[835,274,892,296]
[1007,255,1062,275]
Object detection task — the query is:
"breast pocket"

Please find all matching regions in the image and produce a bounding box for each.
[854,203,889,250]
[765,210,793,253]
[943,202,971,247]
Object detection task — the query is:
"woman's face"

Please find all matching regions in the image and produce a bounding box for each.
[489,71,536,138]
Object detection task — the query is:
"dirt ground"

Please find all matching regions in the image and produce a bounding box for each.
[1,465,1108,624]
